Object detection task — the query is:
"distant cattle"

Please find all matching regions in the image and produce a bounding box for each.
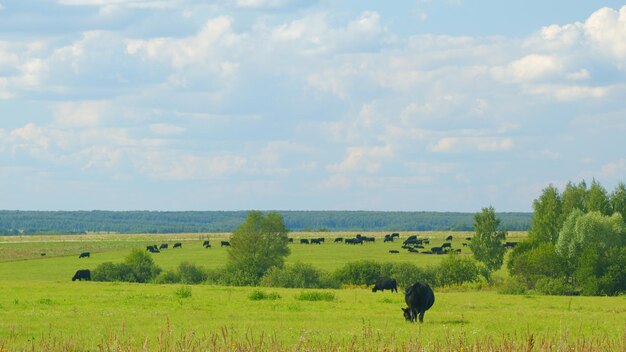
[504,242,518,249]
[288,238,294,243]
[78,252,90,258]
[334,237,344,243]
[40,253,46,256]
[441,242,452,249]
[159,243,168,250]
[203,240,211,248]
[402,282,435,323]
[221,241,230,247]
[372,278,398,293]
[431,247,443,254]
[462,243,468,247]
[423,239,430,244]
[300,239,310,245]
[408,247,419,253]
[146,246,160,253]
[465,237,472,241]
[404,238,422,245]
[310,238,322,245]
[72,269,91,281]
[445,235,453,241]
[345,238,363,245]
[363,237,375,243]
[391,233,400,238]
[173,242,182,249]
[384,234,394,242]
[389,250,399,254]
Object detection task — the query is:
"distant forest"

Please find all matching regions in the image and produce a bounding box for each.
[0,210,532,235]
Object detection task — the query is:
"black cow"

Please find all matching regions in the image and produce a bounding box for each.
[221,241,230,247]
[310,238,321,245]
[408,247,418,253]
[465,237,472,241]
[504,242,518,249]
[159,243,168,250]
[78,252,90,258]
[363,237,375,243]
[300,239,310,244]
[173,242,182,248]
[40,253,46,256]
[445,235,453,241]
[147,246,160,253]
[72,269,91,281]
[372,278,398,293]
[431,247,443,254]
[441,242,452,249]
[391,233,400,238]
[345,238,363,245]
[203,240,211,247]
[389,250,399,254]
[288,238,294,243]
[334,237,344,243]
[402,282,435,323]
[403,235,417,245]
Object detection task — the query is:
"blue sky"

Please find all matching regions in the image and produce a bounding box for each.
[1,0,625,211]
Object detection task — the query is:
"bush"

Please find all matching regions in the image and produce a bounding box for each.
[91,249,161,283]
[154,270,181,284]
[534,276,572,295]
[436,254,481,287]
[262,262,337,288]
[333,260,382,286]
[175,285,192,298]
[498,278,528,295]
[178,262,208,284]
[248,289,281,301]
[294,291,335,302]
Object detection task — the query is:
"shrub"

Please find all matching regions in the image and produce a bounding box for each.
[333,260,382,286]
[178,262,208,284]
[262,262,337,288]
[91,249,161,283]
[248,289,281,301]
[436,254,481,287]
[154,270,181,284]
[175,285,192,298]
[535,276,572,296]
[294,291,335,302]
[498,278,528,295]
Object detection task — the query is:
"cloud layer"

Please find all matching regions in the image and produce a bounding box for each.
[1,2,625,211]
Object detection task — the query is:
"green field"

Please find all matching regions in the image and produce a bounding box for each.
[1,232,624,351]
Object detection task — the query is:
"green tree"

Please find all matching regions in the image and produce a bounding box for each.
[586,179,612,215]
[529,184,562,244]
[469,206,506,280]
[561,181,587,222]
[507,243,566,288]
[227,211,290,283]
[610,182,626,221]
[555,208,584,276]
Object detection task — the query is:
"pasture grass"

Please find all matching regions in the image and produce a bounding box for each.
[2,231,624,351]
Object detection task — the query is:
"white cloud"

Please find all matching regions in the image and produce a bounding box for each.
[491,54,563,83]
[584,6,626,61]
[430,137,513,152]
[327,145,394,173]
[149,123,186,135]
[529,84,609,101]
[53,101,109,128]
[600,158,626,179]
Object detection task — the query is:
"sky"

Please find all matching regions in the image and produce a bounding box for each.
[1,0,625,212]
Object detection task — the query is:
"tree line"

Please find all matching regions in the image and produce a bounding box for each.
[0,210,531,235]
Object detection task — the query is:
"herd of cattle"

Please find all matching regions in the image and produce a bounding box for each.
[68,232,525,322]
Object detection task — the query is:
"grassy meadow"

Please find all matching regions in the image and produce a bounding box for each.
[1,232,625,351]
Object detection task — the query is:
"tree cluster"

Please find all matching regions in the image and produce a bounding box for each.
[508,180,626,295]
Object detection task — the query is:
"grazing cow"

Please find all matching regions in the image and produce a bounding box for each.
[363,237,375,243]
[504,242,518,249]
[221,241,231,247]
[147,246,160,253]
[78,252,90,258]
[465,237,472,241]
[402,282,435,323]
[384,234,394,242]
[372,278,398,293]
[203,240,211,247]
[391,233,400,238]
[403,235,417,244]
[441,242,452,249]
[462,243,468,247]
[445,235,453,241]
[173,242,182,249]
[318,238,325,243]
[288,238,294,243]
[455,249,462,253]
[408,247,419,253]
[345,238,363,245]
[40,253,46,256]
[431,247,443,254]
[159,243,168,250]
[72,269,91,281]
[300,239,310,244]
[310,238,321,245]
[423,239,430,245]
[389,250,400,254]
[334,237,344,243]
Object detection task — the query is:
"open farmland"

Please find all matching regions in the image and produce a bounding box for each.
[0,232,624,351]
